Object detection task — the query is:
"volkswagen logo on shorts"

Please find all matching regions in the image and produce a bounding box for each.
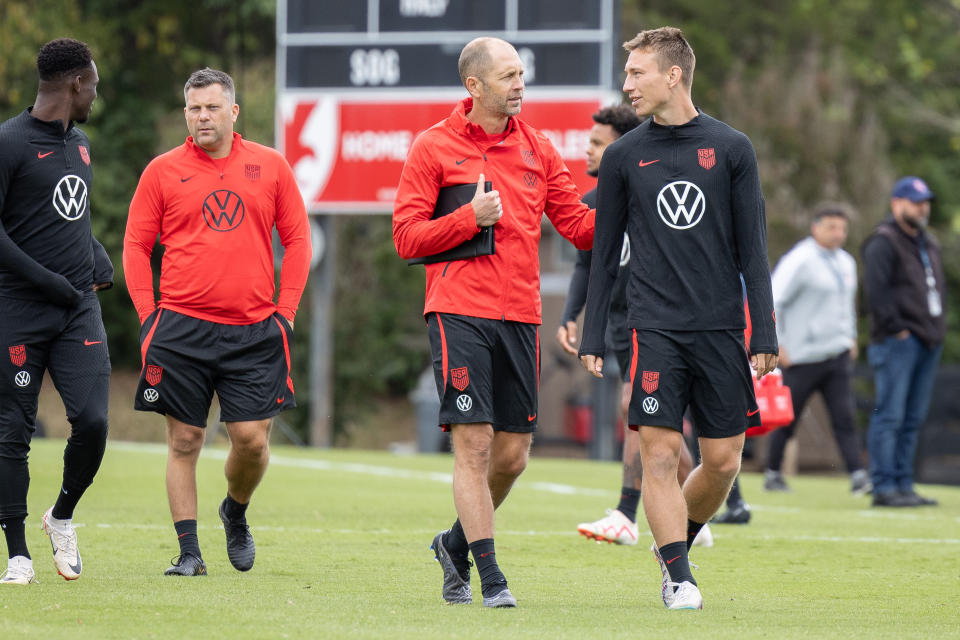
[642,396,659,414]
[456,394,473,413]
[656,181,706,230]
[52,175,88,221]
[14,371,31,387]
[143,388,160,403]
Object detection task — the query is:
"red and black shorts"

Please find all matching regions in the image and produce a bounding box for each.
[627,328,758,438]
[426,313,539,433]
[135,308,295,428]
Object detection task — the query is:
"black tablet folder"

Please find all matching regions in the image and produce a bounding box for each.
[406,182,495,265]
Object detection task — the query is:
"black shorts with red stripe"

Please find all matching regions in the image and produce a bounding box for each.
[627,328,758,438]
[426,313,539,433]
[135,308,295,427]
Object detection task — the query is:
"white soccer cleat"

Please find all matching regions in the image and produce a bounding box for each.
[651,544,673,606]
[576,509,638,545]
[0,556,37,585]
[41,507,82,580]
[666,581,703,610]
[692,522,714,547]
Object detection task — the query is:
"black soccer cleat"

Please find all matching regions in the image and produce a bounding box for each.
[164,553,207,576]
[219,498,256,571]
[711,501,752,524]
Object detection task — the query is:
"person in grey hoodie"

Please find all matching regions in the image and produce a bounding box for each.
[763,204,870,494]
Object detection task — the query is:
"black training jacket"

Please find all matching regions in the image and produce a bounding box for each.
[561,188,632,353]
[0,108,112,306]
[580,111,776,358]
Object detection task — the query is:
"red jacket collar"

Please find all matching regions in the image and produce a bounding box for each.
[449,97,516,141]
[184,131,244,159]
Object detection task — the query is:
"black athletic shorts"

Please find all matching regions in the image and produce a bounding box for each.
[135,308,295,428]
[626,328,757,438]
[0,292,110,445]
[426,313,539,433]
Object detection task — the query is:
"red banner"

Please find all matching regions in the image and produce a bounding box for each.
[280,95,608,212]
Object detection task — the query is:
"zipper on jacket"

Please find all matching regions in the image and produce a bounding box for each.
[442,262,451,277]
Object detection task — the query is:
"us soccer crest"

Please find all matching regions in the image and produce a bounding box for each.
[145,364,163,386]
[697,148,715,170]
[9,345,26,367]
[641,370,660,394]
[451,367,469,392]
[78,145,91,166]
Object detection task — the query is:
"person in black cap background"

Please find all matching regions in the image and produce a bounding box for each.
[861,176,945,507]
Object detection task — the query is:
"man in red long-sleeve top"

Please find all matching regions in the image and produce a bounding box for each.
[123,68,311,577]
[393,37,594,608]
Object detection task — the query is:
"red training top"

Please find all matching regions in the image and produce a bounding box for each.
[393,98,595,325]
[124,133,311,325]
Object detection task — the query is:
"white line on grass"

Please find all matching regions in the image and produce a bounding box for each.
[107,440,609,497]
[79,522,960,544]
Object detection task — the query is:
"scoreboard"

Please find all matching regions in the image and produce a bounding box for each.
[276,0,619,212]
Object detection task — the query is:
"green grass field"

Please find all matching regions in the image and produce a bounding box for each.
[2,438,957,639]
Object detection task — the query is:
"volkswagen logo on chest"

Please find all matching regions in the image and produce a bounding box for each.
[52,175,88,221]
[202,190,245,231]
[656,181,706,230]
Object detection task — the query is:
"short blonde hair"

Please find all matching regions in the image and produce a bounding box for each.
[623,27,695,88]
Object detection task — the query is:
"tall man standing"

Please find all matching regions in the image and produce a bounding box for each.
[124,68,311,575]
[0,38,111,585]
[556,104,712,549]
[764,204,870,495]
[862,177,945,508]
[580,28,778,610]
[394,37,594,607]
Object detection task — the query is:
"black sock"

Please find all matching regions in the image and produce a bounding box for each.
[174,519,201,558]
[52,485,83,521]
[469,538,507,597]
[443,520,471,578]
[445,519,469,557]
[727,476,744,507]
[686,519,705,550]
[659,541,696,585]
[223,494,248,521]
[1,517,30,559]
[616,487,641,523]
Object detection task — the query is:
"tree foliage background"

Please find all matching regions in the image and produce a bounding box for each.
[2,1,958,442]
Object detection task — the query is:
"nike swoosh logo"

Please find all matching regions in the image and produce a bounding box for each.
[527,414,536,422]
[181,175,195,182]
[38,151,54,159]
[665,555,681,564]
[479,552,492,558]
[637,159,660,167]
[747,408,760,416]
[277,397,285,404]
[83,339,102,346]
[455,158,469,165]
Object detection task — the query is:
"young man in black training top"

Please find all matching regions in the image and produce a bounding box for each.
[579,27,777,610]
[0,38,111,585]
[557,105,713,549]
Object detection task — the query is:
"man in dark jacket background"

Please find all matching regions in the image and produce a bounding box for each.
[862,176,946,508]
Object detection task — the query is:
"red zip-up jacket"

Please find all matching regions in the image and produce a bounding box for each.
[124,133,311,325]
[394,98,595,324]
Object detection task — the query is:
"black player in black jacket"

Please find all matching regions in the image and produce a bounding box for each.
[579,28,777,611]
[0,39,110,585]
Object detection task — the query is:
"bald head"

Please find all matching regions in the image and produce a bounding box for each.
[458,37,518,86]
